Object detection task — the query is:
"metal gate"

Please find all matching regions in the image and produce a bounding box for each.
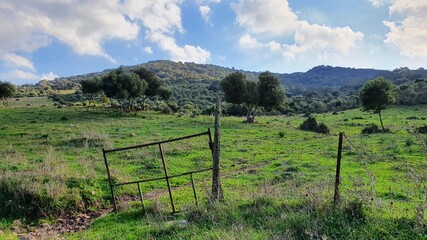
[102,129,214,213]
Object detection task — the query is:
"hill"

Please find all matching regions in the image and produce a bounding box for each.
[35,60,427,91]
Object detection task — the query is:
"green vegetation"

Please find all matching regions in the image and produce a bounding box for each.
[220,72,285,123]
[299,116,330,134]
[359,77,396,130]
[0,81,16,107]
[80,77,102,106]
[1,97,427,239]
[9,62,427,118]
[102,67,147,111]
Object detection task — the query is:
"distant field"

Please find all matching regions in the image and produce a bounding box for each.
[0,97,426,239]
[7,96,52,108]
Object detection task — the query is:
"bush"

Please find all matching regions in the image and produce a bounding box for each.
[416,125,427,134]
[299,116,317,131]
[299,116,330,134]
[160,105,173,114]
[317,123,330,134]
[361,124,390,134]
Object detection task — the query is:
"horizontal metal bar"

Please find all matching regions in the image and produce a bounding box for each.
[112,167,213,187]
[113,176,167,187]
[103,131,209,153]
[168,168,213,179]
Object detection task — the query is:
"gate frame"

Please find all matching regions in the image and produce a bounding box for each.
[102,129,214,213]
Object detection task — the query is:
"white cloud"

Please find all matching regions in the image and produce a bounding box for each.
[388,0,427,14]
[233,0,364,59]
[196,0,221,4]
[284,21,364,60]
[368,0,392,7]
[232,0,298,35]
[239,34,282,53]
[199,5,212,23]
[218,55,226,61]
[144,47,153,55]
[383,0,427,58]
[149,32,210,63]
[41,71,58,80]
[0,70,39,83]
[0,0,211,69]
[0,53,35,71]
[123,0,211,63]
[239,34,263,49]
[0,69,59,84]
[0,0,140,63]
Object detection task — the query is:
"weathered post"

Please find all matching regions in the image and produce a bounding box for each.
[211,95,223,202]
[334,132,344,205]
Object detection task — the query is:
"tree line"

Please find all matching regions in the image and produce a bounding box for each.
[80,66,171,111]
[0,65,421,129]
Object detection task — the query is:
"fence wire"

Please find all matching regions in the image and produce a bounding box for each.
[340,132,427,208]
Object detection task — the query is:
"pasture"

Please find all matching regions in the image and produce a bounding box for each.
[0,97,426,239]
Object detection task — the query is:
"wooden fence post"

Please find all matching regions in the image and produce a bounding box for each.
[211,95,223,202]
[334,132,344,205]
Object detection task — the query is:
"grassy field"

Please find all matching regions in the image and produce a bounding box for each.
[0,97,427,239]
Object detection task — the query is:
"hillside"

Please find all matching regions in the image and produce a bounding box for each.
[35,60,427,91]
[278,65,388,88]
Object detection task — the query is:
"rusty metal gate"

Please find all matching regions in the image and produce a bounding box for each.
[102,129,214,213]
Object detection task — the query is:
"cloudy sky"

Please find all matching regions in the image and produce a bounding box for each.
[1,0,426,84]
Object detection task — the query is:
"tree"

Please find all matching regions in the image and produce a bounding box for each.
[359,77,396,130]
[80,77,102,106]
[220,72,248,105]
[158,86,172,101]
[102,69,147,111]
[132,67,163,110]
[0,81,16,107]
[258,71,285,111]
[220,72,255,123]
[220,72,285,123]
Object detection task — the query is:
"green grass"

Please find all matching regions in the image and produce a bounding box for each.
[1,98,427,238]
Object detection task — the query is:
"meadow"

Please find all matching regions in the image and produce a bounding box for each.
[0,97,426,239]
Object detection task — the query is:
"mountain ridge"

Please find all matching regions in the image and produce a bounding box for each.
[36,60,427,90]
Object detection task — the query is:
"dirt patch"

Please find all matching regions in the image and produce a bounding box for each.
[12,209,110,240]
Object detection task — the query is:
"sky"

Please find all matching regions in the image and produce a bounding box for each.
[1,0,426,85]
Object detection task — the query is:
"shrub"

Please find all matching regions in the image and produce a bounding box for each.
[416,125,427,134]
[406,116,419,120]
[299,116,330,134]
[160,105,173,115]
[317,123,330,134]
[361,124,390,134]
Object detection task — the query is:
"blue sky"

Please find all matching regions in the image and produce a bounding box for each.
[1,0,426,85]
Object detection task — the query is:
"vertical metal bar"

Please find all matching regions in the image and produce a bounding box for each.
[102,148,117,212]
[207,128,214,154]
[334,132,344,205]
[159,143,176,213]
[137,182,145,212]
[190,173,198,206]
